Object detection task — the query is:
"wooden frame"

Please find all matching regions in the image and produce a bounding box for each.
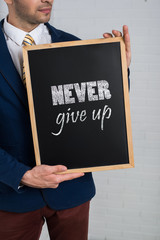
[23,37,134,173]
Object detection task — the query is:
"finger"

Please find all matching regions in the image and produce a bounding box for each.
[123,25,129,36]
[122,25,131,67]
[124,33,131,54]
[56,172,85,183]
[36,165,67,175]
[51,165,68,173]
[112,30,122,37]
[103,33,113,38]
[122,25,131,50]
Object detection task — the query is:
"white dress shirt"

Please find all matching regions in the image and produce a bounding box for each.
[3,17,52,77]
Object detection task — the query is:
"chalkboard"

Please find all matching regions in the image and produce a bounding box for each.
[23,37,134,173]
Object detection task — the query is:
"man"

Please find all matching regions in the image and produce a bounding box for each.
[0,0,131,239]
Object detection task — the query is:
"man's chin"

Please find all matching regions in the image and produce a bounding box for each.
[39,15,51,23]
[33,16,51,24]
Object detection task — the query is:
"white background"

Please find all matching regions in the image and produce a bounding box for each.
[0,0,160,239]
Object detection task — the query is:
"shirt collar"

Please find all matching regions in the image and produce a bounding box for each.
[3,17,45,46]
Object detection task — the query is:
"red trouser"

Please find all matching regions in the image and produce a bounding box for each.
[0,201,90,240]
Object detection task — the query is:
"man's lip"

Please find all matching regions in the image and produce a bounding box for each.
[38,8,52,14]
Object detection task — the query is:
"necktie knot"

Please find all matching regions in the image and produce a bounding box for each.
[23,34,35,46]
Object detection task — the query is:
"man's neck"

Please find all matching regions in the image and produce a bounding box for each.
[7,15,39,33]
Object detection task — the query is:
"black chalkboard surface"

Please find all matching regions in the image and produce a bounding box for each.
[23,37,134,173]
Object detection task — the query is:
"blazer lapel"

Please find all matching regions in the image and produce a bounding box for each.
[0,20,28,109]
[0,21,61,109]
[45,22,61,43]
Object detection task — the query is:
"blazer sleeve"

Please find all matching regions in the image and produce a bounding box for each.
[0,147,31,192]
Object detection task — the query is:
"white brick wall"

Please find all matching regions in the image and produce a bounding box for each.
[0,0,160,239]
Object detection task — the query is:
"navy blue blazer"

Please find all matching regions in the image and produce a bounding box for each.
[0,19,95,213]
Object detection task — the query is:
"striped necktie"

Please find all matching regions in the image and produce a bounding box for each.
[22,34,35,86]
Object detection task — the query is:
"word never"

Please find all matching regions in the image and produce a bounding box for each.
[51,80,111,106]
